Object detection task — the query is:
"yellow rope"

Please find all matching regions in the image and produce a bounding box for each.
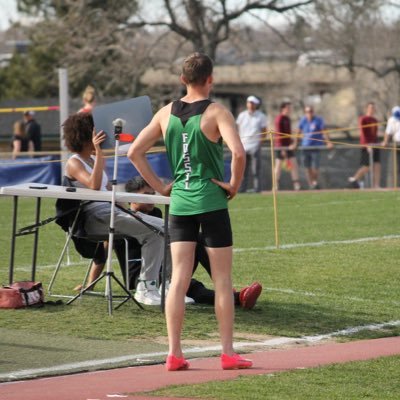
[1,121,398,166]
[0,106,59,113]
[261,120,395,151]
[0,146,166,165]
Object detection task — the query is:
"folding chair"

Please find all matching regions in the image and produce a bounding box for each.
[47,177,142,302]
[47,232,136,298]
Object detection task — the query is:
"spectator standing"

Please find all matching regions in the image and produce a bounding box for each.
[78,85,96,114]
[23,111,42,153]
[236,95,267,192]
[128,52,252,371]
[274,102,301,191]
[11,120,34,159]
[298,106,333,189]
[348,102,381,188]
[382,106,400,186]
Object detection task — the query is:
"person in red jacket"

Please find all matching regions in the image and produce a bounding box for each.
[274,102,301,190]
[348,102,381,189]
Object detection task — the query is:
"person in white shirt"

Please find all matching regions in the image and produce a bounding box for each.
[236,96,267,192]
[63,112,167,306]
[382,106,400,186]
[383,106,400,146]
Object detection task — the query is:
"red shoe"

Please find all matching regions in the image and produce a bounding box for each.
[166,354,190,371]
[221,353,253,370]
[239,282,262,309]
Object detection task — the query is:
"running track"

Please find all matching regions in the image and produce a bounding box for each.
[0,337,399,400]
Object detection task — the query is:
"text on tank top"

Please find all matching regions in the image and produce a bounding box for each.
[165,99,228,216]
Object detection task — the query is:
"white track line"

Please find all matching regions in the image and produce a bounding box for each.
[1,320,399,381]
[263,287,400,307]
[234,234,400,253]
[13,260,119,272]
[230,197,385,212]
[11,234,400,272]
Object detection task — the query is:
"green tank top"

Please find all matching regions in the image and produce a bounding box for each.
[165,99,228,215]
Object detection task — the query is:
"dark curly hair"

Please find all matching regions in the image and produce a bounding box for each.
[62,113,94,153]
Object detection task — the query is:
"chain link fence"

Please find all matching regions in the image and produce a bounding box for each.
[239,144,399,191]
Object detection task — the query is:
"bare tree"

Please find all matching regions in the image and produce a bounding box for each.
[304,0,384,114]
[300,0,400,115]
[129,0,313,60]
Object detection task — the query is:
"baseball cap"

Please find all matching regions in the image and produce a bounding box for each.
[246,95,260,105]
[392,106,400,121]
[23,110,35,116]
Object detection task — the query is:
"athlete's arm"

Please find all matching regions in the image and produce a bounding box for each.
[128,107,172,196]
[212,105,245,200]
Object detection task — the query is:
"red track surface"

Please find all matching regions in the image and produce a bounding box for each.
[0,337,399,400]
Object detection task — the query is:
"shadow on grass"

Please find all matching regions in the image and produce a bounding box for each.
[185,299,387,338]
[0,342,71,352]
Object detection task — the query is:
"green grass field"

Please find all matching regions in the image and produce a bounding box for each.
[150,355,400,399]
[0,190,399,389]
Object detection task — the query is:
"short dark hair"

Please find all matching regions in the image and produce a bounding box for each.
[125,176,150,193]
[62,113,94,153]
[182,52,213,86]
[280,101,291,111]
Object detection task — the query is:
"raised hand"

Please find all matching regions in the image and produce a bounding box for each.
[92,128,106,151]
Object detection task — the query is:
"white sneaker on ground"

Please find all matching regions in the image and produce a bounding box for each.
[134,280,162,306]
[159,281,195,304]
[184,295,195,304]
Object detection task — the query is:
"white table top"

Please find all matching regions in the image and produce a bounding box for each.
[0,183,170,205]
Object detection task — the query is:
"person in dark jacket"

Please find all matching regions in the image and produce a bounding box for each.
[23,111,42,153]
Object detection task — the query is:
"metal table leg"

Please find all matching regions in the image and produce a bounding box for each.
[31,197,41,281]
[9,196,18,284]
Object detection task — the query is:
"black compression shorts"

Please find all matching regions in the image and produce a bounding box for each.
[169,209,233,248]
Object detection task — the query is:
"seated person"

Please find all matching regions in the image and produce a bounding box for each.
[62,112,168,306]
[126,176,262,310]
[70,235,138,294]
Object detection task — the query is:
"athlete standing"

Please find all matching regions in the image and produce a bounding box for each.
[128,52,252,371]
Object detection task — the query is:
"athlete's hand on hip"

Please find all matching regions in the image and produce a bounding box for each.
[211,179,237,200]
[159,181,173,197]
